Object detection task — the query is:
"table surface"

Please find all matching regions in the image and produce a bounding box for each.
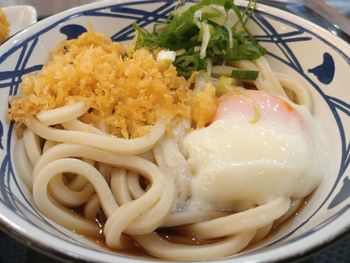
[0,0,350,262]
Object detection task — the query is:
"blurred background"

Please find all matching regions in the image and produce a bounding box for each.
[0,0,349,19]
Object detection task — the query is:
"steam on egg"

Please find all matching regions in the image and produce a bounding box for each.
[183,89,327,210]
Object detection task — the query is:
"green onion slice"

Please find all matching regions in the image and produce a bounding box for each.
[231,69,259,80]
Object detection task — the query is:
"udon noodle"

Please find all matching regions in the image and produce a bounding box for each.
[9,28,327,261]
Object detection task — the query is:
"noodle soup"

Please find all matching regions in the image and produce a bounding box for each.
[8,0,330,261]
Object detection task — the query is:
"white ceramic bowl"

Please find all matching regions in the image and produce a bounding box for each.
[0,0,349,262]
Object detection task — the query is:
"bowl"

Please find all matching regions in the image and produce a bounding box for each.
[0,0,349,262]
[2,5,37,37]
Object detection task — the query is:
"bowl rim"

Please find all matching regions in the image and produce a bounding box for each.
[0,0,349,262]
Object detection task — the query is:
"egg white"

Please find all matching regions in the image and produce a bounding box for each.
[183,104,328,210]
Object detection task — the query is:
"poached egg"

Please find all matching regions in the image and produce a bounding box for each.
[183,90,327,209]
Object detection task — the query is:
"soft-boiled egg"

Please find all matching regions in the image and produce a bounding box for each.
[183,89,327,210]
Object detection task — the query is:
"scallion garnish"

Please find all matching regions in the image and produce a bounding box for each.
[231,69,259,80]
[133,0,265,78]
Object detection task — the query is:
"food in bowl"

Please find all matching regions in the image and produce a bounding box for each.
[8,0,330,261]
[0,9,9,44]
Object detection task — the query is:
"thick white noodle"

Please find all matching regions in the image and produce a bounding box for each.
[33,158,115,237]
[211,65,236,77]
[110,168,132,205]
[42,140,57,153]
[105,173,174,247]
[162,211,228,227]
[32,143,174,248]
[254,57,287,98]
[276,73,313,111]
[134,231,256,261]
[62,119,106,135]
[126,172,145,199]
[275,199,302,226]
[180,197,290,239]
[26,118,165,155]
[250,223,274,245]
[84,194,100,220]
[105,169,174,244]
[65,158,94,192]
[36,101,87,126]
[23,128,41,166]
[14,139,33,188]
[68,175,89,191]
[96,162,111,182]
[48,174,95,207]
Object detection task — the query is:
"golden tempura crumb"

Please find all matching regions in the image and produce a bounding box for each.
[0,9,9,44]
[192,83,218,128]
[9,30,216,138]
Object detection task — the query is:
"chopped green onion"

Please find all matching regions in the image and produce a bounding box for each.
[201,5,227,25]
[133,0,264,78]
[231,69,259,80]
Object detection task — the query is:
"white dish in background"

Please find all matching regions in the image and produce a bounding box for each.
[2,5,37,37]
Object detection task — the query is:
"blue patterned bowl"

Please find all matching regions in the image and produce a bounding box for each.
[0,0,349,262]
